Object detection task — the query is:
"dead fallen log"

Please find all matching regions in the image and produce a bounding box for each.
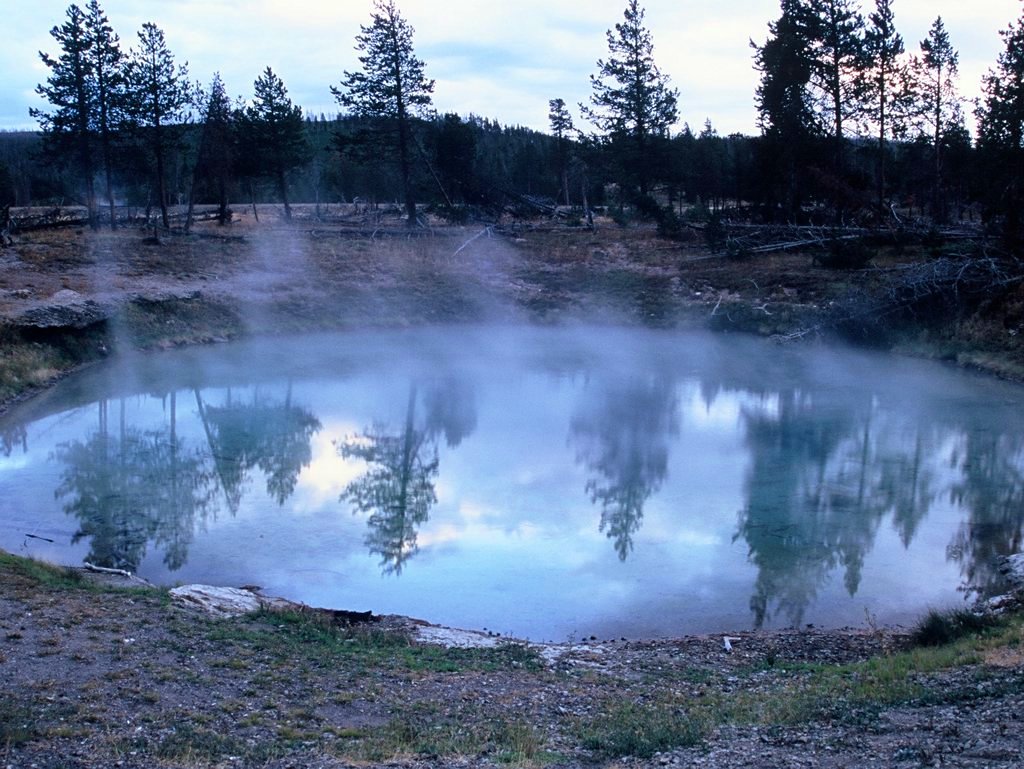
[306,226,435,239]
[83,562,133,578]
[10,207,90,231]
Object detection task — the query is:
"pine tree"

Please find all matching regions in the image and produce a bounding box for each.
[548,98,575,206]
[432,113,477,205]
[242,67,307,221]
[84,0,124,228]
[32,4,98,225]
[190,73,235,227]
[582,0,678,198]
[806,0,864,175]
[976,7,1024,246]
[125,22,191,229]
[912,17,960,222]
[860,0,911,214]
[753,0,817,218]
[695,119,729,212]
[332,0,434,227]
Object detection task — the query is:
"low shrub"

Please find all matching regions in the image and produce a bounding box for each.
[911,608,1004,647]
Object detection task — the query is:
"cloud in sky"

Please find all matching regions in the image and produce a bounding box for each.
[3,0,1021,135]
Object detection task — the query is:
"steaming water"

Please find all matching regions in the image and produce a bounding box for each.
[2,325,1023,641]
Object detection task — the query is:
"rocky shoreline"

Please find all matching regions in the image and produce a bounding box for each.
[161,551,1024,652]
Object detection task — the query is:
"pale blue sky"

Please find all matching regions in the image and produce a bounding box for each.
[3,0,1020,135]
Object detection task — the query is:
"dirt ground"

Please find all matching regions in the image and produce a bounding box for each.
[2,556,1023,769]
[2,210,1024,767]
[0,209,826,333]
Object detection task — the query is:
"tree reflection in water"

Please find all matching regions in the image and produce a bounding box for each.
[2,423,27,457]
[569,374,679,560]
[736,390,939,629]
[54,395,215,571]
[337,380,476,574]
[54,386,321,572]
[948,430,1024,597]
[194,384,322,512]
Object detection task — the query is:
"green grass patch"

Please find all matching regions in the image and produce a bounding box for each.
[155,723,248,761]
[0,550,163,603]
[0,550,86,589]
[0,696,37,746]
[116,297,242,349]
[711,618,1021,727]
[351,712,550,764]
[209,608,544,675]
[580,615,1024,758]
[0,336,71,404]
[579,701,705,758]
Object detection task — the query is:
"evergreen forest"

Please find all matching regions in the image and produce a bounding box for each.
[4,0,1024,250]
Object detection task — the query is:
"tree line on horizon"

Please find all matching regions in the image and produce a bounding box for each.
[3,0,1024,247]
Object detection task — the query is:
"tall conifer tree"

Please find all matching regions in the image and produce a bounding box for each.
[753,0,817,218]
[548,98,575,207]
[84,0,124,228]
[242,67,307,221]
[861,0,910,213]
[582,0,678,198]
[190,73,235,227]
[333,0,434,227]
[807,0,864,175]
[977,8,1024,246]
[125,22,191,229]
[913,17,961,222]
[32,4,98,225]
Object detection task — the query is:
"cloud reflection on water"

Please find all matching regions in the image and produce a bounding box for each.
[2,326,1023,640]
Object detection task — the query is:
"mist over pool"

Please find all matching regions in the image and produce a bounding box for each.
[2,325,1022,642]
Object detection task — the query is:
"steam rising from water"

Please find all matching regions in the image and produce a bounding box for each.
[2,325,1023,641]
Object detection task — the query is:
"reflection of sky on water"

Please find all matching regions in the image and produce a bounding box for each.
[1,326,1023,641]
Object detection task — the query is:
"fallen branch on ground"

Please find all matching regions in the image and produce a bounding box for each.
[452,227,492,257]
[83,562,133,578]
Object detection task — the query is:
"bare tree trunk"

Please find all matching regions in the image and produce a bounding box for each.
[249,181,260,222]
[277,167,292,221]
[218,175,230,225]
[100,122,117,230]
[397,109,417,227]
[581,169,593,229]
[185,164,197,233]
[155,126,170,229]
